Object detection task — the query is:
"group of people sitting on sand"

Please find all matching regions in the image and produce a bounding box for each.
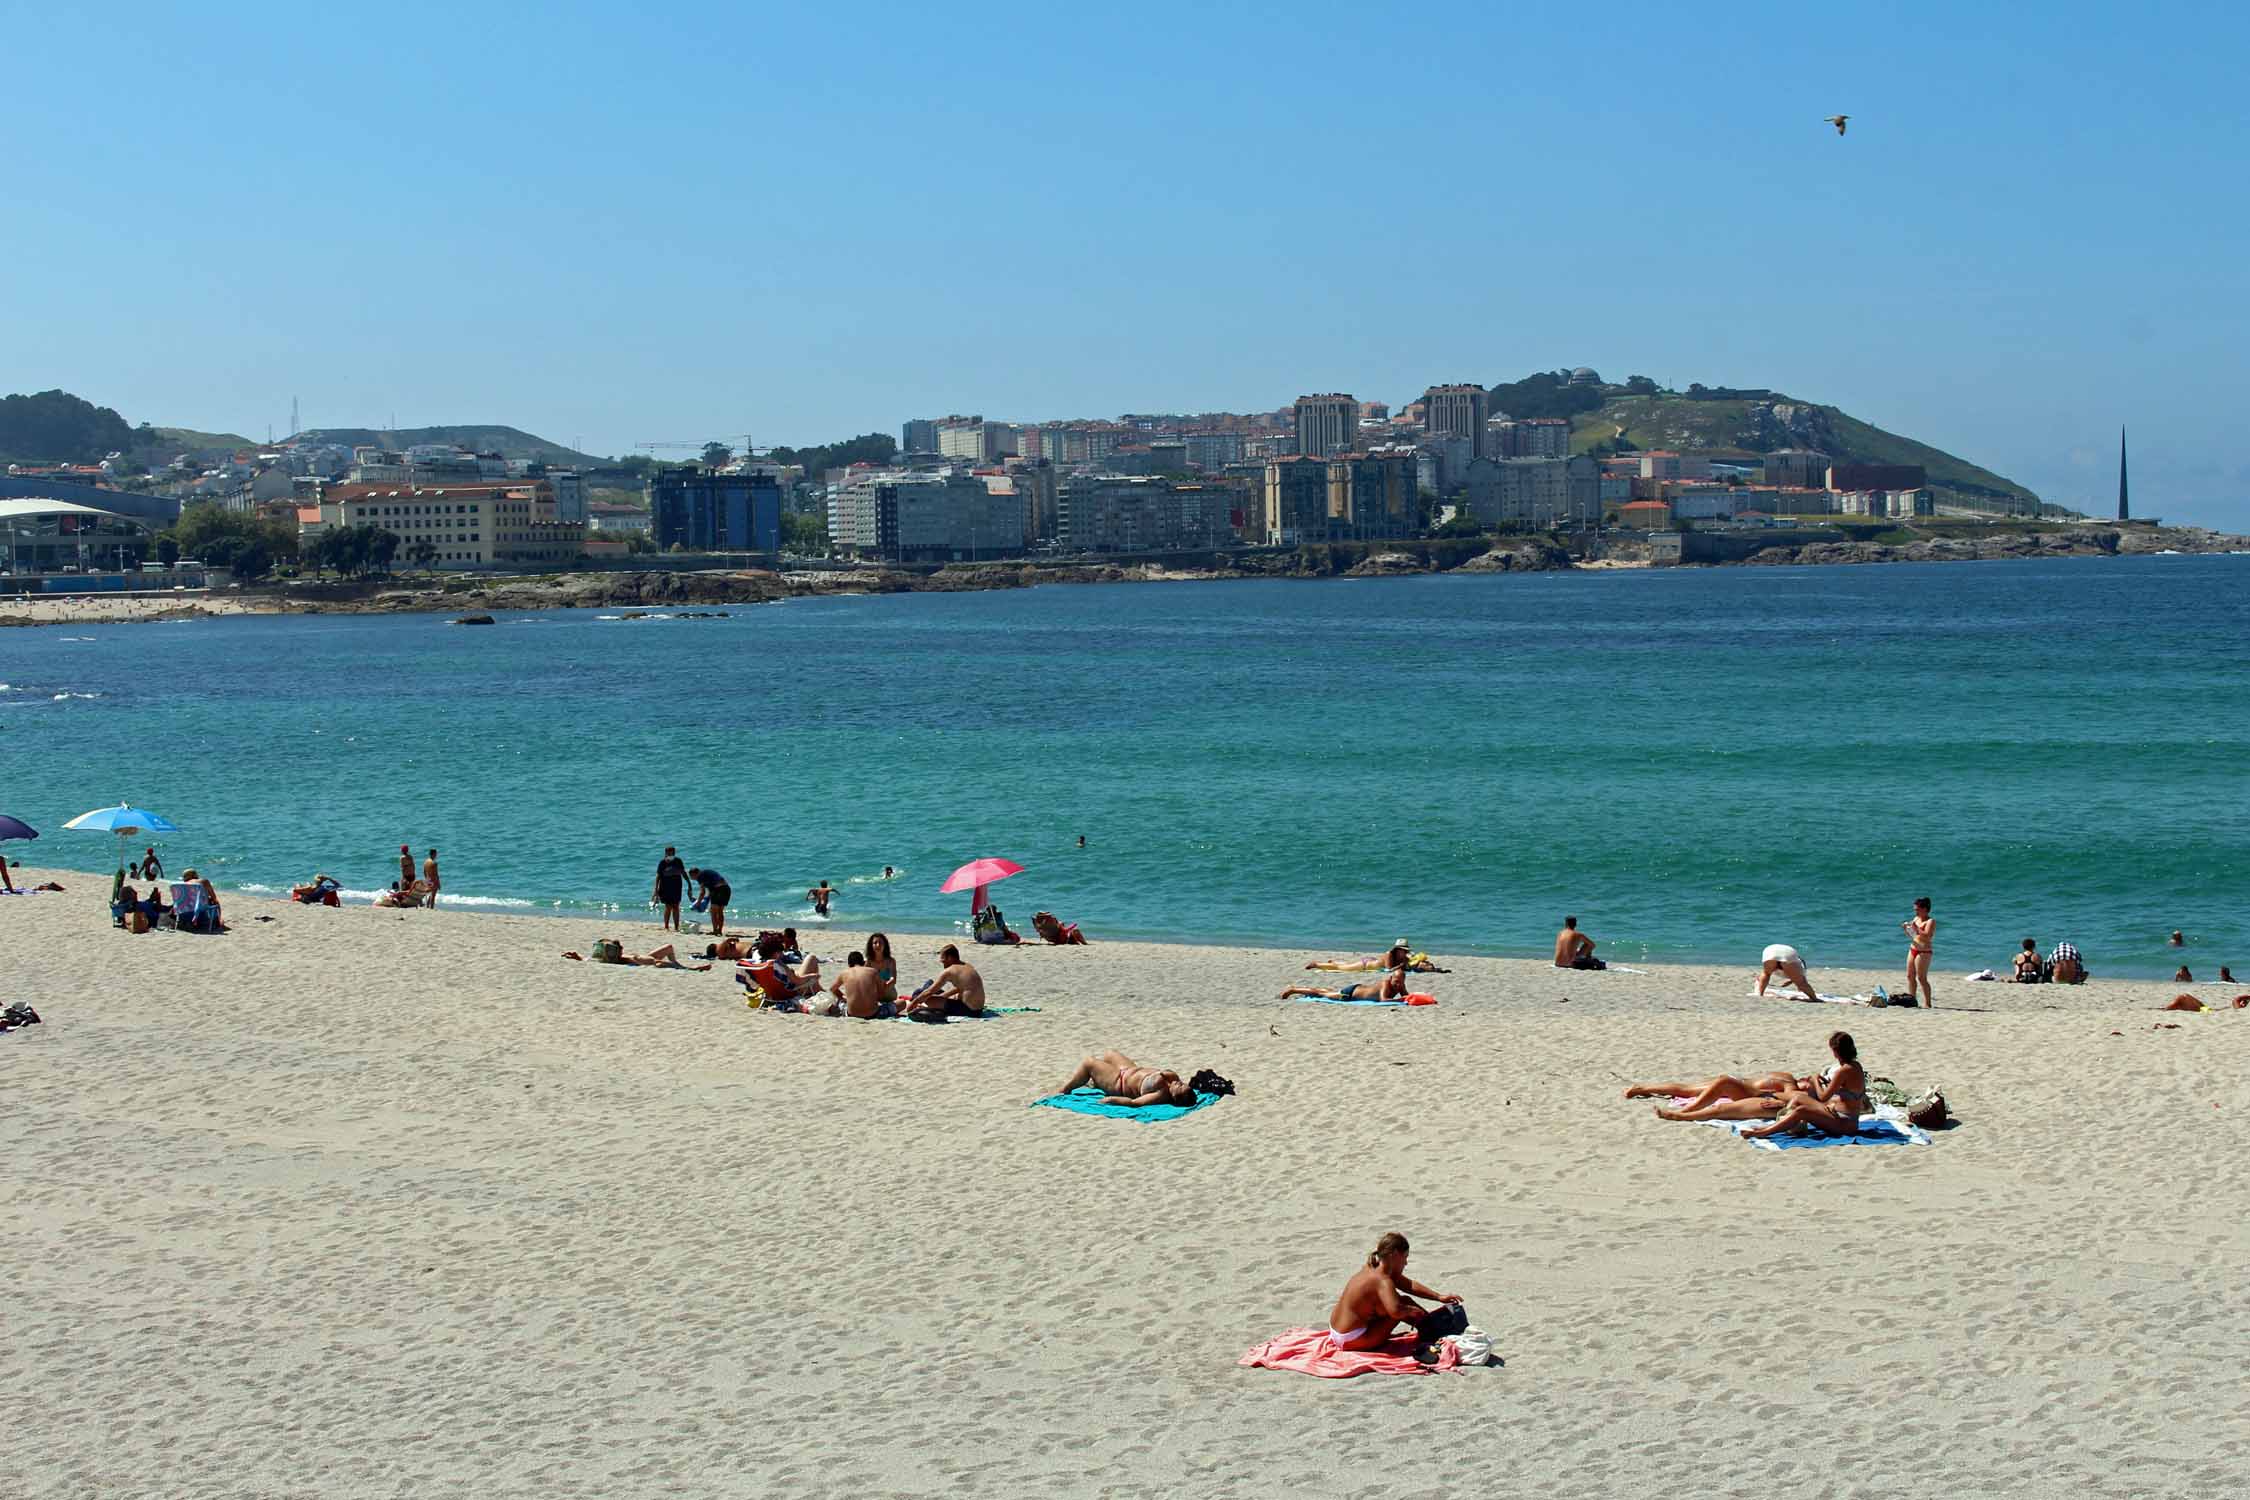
[1623,1031,1869,1139]
[723,929,991,1022]
[111,870,221,934]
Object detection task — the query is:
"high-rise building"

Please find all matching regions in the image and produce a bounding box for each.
[1487,417,1572,458]
[649,467,782,555]
[1422,385,1489,448]
[826,468,1022,562]
[1057,474,1232,552]
[901,418,939,455]
[1293,394,1359,458]
[1324,453,1418,539]
[545,468,586,523]
[1459,456,1602,527]
[1264,455,1332,543]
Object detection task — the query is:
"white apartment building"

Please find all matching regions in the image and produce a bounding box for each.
[828,468,1023,561]
[1458,456,1602,527]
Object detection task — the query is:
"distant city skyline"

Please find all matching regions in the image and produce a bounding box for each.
[6,2,2245,529]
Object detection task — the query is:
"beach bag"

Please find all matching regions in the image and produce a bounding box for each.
[1419,1301,1468,1340]
[1907,1087,1949,1130]
[1452,1326,1494,1366]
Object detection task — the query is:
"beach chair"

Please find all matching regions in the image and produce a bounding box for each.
[735,960,813,1011]
[171,882,219,934]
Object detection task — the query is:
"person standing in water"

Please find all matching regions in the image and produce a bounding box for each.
[422,849,442,912]
[1902,897,1934,1007]
[1076,835,1086,849]
[807,880,834,916]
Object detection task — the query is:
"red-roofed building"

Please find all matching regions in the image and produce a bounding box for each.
[1618,499,1673,529]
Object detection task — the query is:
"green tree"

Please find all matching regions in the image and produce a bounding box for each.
[407,539,438,569]
[1624,375,1660,395]
[0,389,135,463]
[701,442,733,467]
[156,534,181,566]
[780,511,827,552]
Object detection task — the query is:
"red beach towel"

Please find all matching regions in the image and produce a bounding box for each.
[1238,1327,1458,1377]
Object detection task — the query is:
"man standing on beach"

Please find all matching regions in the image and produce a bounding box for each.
[653,846,688,931]
[399,844,416,891]
[422,849,441,912]
[1553,916,1604,970]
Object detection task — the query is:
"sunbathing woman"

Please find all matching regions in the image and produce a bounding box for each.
[564,941,711,970]
[1623,1069,1800,1103]
[1327,1232,1460,1352]
[1651,1034,1866,1129]
[1054,1050,1199,1107]
[1031,911,1088,945]
[1281,965,1409,1002]
[1739,1032,1868,1139]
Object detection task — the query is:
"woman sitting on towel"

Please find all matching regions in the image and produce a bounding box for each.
[1279,965,1409,1003]
[1055,1050,1198,1108]
[1327,1232,1460,1352]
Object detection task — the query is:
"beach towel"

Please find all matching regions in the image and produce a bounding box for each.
[1031,1087,1216,1121]
[1704,1113,1931,1151]
[1604,964,1649,974]
[1296,993,1437,1007]
[1238,1327,1459,1378]
[1749,990,1873,1005]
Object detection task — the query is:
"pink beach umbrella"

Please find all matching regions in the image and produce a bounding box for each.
[939,856,1024,913]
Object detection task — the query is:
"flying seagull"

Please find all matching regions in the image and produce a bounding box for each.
[1825,114,1848,136]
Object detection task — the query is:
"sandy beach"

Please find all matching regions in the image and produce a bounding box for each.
[5,870,2245,1498]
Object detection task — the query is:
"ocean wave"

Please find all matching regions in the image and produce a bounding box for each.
[58,636,98,642]
[51,691,102,700]
[845,869,906,884]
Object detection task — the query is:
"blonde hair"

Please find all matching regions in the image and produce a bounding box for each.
[1368,1231,1410,1268]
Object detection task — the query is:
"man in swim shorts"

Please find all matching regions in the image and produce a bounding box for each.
[807,880,834,916]
[826,953,897,1019]
[653,846,688,931]
[1554,916,1604,970]
[908,944,985,1017]
[689,867,731,935]
[1280,965,1410,1002]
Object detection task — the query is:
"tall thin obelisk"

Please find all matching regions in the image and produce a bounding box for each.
[2117,426,2129,521]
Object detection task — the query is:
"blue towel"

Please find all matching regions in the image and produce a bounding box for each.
[1294,995,1407,1007]
[1031,1087,1219,1122]
[1708,1116,1930,1151]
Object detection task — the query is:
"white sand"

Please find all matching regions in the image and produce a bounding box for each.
[5,871,2245,1497]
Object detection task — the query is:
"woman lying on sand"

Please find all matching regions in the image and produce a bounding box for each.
[1281,966,1409,1002]
[1328,1232,1460,1352]
[1623,1070,1802,1104]
[564,941,712,971]
[1054,1051,1198,1107]
[1304,943,1447,973]
[1649,1033,1867,1138]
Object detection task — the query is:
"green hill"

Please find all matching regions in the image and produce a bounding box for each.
[292,425,602,465]
[143,425,256,456]
[1569,393,2036,504]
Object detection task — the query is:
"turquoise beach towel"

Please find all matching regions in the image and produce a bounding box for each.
[1031,1087,1219,1122]
[1707,1116,1930,1151]
[1294,996,1419,1007]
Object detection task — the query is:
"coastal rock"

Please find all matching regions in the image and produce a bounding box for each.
[1345,551,1426,576]
[1453,539,1575,573]
[451,614,496,625]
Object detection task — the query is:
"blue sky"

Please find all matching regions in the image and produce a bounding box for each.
[7,1,2246,525]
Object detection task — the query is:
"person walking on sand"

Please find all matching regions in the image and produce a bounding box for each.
[806,880,834,916]
[1553,916,1604,970]
[1326,1232,1460,1352]
[422,849,442,912]
[653,846,688,932]
[1902,896,1935,1007]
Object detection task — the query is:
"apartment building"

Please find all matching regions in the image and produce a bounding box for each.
[1422,385,1490,448]
[1458,455,1602,527]
[323,481,584,566]
[1264,455,1332,544]
[1292,393,1359,458]
[648,467,782,554]
[828,468,1024,562]
[1057,474,1232,552]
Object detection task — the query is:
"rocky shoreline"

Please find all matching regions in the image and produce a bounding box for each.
[3,526,2242,627]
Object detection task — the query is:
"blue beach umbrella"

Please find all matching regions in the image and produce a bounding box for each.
[0,814,37,843]
[64,803,181,874]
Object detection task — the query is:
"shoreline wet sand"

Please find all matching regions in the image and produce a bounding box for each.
[6,870,2245,1496]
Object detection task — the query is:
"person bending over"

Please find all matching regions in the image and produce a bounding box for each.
[1756,943,1819,1001]
[1281,965,1408,1002]
[1554,916,1604,970]
[1738,1032,1868,1139]
[1327,1232,1460,1352]
[2048,941,2087,984]
[1055,1050,1196,1107]
[908,944,986,1017]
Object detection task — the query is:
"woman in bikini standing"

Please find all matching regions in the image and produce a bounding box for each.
[1327,1232,1459,1351]
[1902,896,1935,1007]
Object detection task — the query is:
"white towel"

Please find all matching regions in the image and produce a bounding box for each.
[1749,991,1873,1005]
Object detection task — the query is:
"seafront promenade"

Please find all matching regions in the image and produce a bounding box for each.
[5,871,2243,1497]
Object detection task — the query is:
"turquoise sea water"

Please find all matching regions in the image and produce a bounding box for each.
[3,556,2245,979]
